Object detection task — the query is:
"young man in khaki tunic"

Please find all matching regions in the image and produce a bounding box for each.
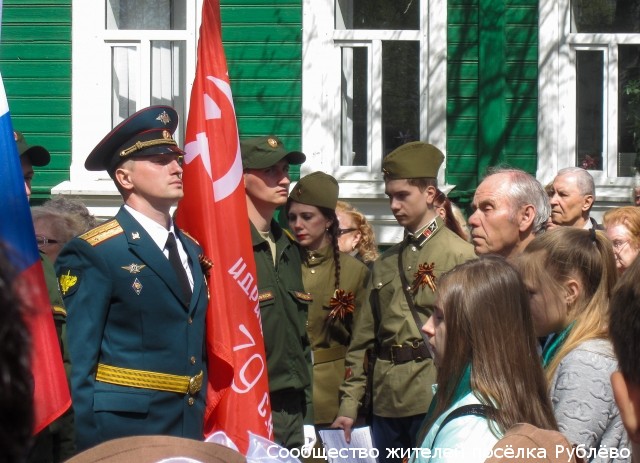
[332,142,476,462]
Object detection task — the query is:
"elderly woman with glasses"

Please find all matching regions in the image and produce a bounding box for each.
[603,206,640,274]
[286,172,370,458]
[31,206,88,263]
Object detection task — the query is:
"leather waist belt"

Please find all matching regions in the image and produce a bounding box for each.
[96,363,203,395]
[313,345,347,365]
[377,341,431,364]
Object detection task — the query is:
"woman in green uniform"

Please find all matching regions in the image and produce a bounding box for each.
[286,172,370,452]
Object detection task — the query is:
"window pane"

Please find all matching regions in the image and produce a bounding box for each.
[571,0,640,33]
[112,46,138,126]
[619,45,640,176]
[106,0,186,30]
[382,41,419,157]
[336,0,418,30]
[575,50,604,170]
[341,47,368,166]
[151,41,186,147]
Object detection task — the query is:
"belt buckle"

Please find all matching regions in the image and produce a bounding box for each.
[411,340,424,361]
[188,370,203,395]
[390,344,403,364]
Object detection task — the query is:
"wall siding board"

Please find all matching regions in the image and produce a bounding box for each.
[222,0,302,164]
[447,0,538,204]
[0,1,72,199]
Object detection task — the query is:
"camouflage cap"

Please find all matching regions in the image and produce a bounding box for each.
[15,131,50,167]
[84,105,185,174]
[240,136,305,170]
[289,171,339,210]
[382,141,444,179]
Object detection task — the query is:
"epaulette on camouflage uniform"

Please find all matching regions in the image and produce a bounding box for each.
[80,219,124,246]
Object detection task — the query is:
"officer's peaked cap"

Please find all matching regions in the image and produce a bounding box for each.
[85,105,185,175]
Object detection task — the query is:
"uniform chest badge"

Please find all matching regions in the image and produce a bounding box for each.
[328,289,355,322]
[412,262,437,294]
[131,278,143,295]
[59,270,78,296]
[122,263,146,274]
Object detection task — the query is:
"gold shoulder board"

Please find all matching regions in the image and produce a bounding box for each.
[182,230,200,245]
[80,220,123,246]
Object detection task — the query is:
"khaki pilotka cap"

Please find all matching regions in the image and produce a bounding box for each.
[382,141,445,179]
[289,171,339,210]
[240,135,306,169]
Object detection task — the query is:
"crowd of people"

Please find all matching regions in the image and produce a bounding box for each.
[3,105,640,463]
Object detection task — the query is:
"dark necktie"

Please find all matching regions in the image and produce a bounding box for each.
[166,232,192,305]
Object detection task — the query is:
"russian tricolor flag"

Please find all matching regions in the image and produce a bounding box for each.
[0,73,71,434]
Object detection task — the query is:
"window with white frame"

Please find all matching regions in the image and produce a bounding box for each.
[302,0,447,195]
[67,0,199,191]
[539,0,640,198]
[106,0,188,141]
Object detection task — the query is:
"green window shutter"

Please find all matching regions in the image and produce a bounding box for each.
[221,0,303,179]
[0,0,72,201]
[447,0,538,205]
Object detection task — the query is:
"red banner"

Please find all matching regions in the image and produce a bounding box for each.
[175,0,272,453]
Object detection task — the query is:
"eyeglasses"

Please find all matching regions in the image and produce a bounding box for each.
[612,240,630,252]
[337,228,357,237]
[35,235,59,248]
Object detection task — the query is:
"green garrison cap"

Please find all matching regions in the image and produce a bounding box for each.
[382,141,444,179]
[289,171,339,210]
[85,105,185,175]
[240,136,306,169]
[15,131,50,166]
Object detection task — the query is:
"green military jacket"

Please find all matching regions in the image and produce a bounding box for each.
[251,221,314,424]
[338,216,476,419]
[301,245,369,424]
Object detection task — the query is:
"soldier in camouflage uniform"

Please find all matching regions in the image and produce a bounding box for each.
[241,136,315,451]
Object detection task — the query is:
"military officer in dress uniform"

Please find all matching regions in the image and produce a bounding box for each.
[286,172,370,460]
[55,106,209,451]
[332,142,476,463]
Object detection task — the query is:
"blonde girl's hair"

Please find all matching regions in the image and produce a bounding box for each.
[420,256,557,441]
[335,201,379,263]
[517,228,617,383]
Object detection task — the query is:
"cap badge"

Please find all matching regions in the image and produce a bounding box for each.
[156,111,171,125]
[162,130,172,140]
[267,138,278,148]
